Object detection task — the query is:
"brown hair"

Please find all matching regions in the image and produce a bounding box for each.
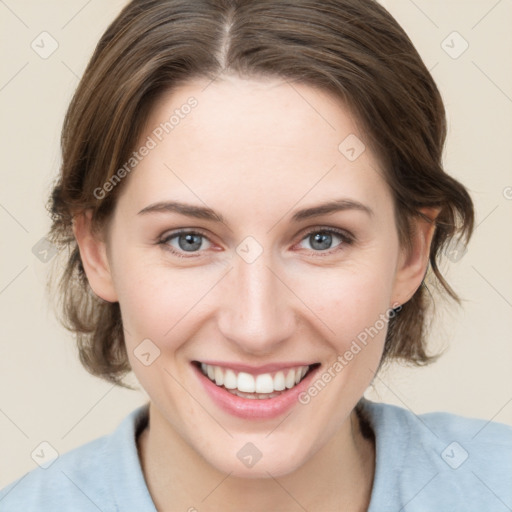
[48,0,474,387]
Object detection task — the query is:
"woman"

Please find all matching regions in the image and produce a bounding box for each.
[1,0,510,510]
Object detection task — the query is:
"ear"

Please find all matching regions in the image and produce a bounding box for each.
[72,209,118,302]
[390,207,440,307]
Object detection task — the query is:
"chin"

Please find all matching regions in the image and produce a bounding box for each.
[209,450,307,479]
[193,432,315,479]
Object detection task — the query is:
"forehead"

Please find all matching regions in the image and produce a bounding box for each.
[116,76,392,219]
[145,75,367,165]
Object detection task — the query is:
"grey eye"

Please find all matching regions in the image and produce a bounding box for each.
[299,231,344,251]
[165,232,211,253]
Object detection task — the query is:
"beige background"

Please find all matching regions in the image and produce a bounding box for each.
[1,0,511,488]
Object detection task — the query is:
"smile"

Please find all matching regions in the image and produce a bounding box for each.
[192,361,321,419]
[199,362,313,398]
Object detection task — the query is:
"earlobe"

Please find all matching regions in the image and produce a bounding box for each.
[391,207,440,307]
[72,210,118,302]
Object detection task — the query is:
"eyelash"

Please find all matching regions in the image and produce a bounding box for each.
[158,226,354,259]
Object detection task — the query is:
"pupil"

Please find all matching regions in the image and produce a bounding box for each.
[311,232,331,250]
[179,233,201,251]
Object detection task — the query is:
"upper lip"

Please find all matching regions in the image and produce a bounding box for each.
[194,360,319,374]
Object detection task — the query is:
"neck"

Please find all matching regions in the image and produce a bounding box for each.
[137,402,375,512]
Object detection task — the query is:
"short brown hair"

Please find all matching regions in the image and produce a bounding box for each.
[48,0,474,387]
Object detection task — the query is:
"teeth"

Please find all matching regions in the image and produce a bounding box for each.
[224,369,237,389]
[199,363,311,395]
[255,374,274,393]
[237,372,255,393]
[227,388,283,399]
[274,371,285,391]
[285,370,296,389]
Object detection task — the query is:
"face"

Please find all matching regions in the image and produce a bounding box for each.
[78,75,429,478]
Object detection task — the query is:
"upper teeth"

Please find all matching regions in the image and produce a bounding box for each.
[200,363,309,393]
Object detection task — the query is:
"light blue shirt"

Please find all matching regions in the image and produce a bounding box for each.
[1,399,511,511]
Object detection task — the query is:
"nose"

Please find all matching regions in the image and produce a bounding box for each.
[217,248,296,355]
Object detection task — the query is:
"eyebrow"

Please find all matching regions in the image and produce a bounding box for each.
[137,198,374,223]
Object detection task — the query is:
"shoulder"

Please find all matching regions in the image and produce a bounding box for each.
[362,398,512,448]
[360,399,512,512]
[0,404,154,512]
[0,434,111,511]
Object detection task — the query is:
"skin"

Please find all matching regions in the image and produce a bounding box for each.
[73,75,438,511]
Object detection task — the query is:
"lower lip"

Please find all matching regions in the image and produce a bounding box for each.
[193,363,320,420]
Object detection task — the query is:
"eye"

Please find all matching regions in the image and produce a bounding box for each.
[159,229,212,258]
[158,226,354,259]
[296,227,354,255]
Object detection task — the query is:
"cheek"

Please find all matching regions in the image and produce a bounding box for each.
[109,249,194,348]
[111,227,397,357]
[299,260,396,338]
[294,259,397,397]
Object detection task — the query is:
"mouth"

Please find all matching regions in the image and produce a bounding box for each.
[195,361,320,398]
[192,360,321,419]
